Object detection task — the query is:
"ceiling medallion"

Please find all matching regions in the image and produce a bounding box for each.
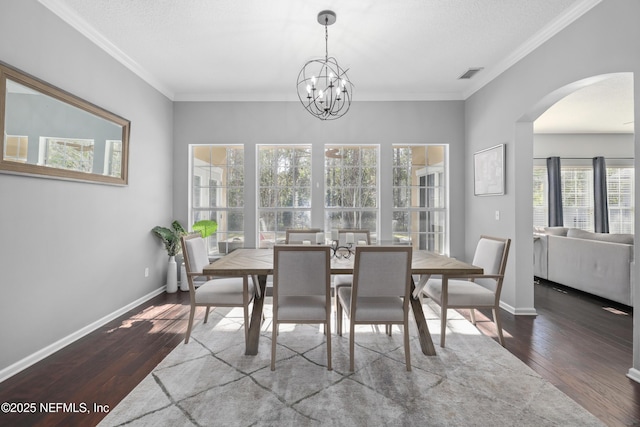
[296,10,354,121]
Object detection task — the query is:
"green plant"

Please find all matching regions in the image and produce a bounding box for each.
[152,220,187,257]
[192,219,218,238]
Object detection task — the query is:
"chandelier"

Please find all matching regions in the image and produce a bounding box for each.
[296,10,353,121]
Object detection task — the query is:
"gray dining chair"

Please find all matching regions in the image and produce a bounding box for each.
[333,229,371,288]
[180,233,256,344]
[271,245,332,371]
[421,235,511,347]
[284,228,323,244]
[336,246,413,371]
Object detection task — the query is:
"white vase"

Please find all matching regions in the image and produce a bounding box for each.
[166,256,178,293]
[180,263,189,292]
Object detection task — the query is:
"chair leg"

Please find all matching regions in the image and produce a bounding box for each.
[204,306,211,324]
[493,308,505,347]
[349,322,355,371]
[469,308,476,325]
[326,319,333,371]
[271,321,278,371]
[336,298,342,337]
[403,322,411,371]
[184,305,196,344]
[243,304,250,344]
[440,307,448,348]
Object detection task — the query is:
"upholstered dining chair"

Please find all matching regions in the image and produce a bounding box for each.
[284,228,323,244]
[421,235,511,348]
[271,245,332,371]
[180,233,256,344]
[337,229,371,246]
[336,246,413,371]
[333,229,371,288]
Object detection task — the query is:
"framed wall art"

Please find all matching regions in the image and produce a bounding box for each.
[473,144,505,196]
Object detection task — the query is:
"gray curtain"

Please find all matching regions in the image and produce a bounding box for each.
[547,157,563,227]
[593,156,609,233]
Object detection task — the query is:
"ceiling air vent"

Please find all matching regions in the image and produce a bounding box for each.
[458,67,484,80]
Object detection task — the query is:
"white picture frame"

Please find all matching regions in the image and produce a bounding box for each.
[473,144,505,196]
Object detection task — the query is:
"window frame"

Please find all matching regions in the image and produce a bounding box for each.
[324,144,380,242]
[256,144,313,246]
[189,144,245,255]
[392,144,448,254]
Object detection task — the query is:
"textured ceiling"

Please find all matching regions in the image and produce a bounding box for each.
[39,0,633,133]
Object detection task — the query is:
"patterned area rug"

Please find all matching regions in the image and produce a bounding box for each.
[98,300,603,426]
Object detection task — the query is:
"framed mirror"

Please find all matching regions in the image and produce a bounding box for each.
[0,62,130,185]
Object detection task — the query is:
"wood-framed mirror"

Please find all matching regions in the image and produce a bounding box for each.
[0,62,130,185]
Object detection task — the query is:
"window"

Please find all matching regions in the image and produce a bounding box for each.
[393,145,447,253]
[42,137,94,172]
[532,166,548,228]
[3,135,28,163]
[324,145,379,241]
[533,164,634,233]
[257,145,312,246]
[607,167,634,233]
[561,167,594,231]
[104,140,122,177]
[190,145,244,255]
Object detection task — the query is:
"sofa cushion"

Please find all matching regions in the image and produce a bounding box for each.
[566,228,633,245]
[544,226,569,236]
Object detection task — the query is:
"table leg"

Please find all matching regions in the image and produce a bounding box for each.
[410,278,436,356]
[245,274,267,355]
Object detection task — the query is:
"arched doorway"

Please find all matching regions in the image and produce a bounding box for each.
[516,71,637,380]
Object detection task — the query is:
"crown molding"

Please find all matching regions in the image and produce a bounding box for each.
[38,0,175,100]
[462,0,602,99]
[38,0,601,104]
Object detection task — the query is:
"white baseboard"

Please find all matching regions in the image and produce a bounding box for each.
[0,286,166,384]
[500,300,538,316]
[627,367,640,384]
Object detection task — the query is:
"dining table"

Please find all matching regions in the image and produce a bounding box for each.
[203,247,483,356]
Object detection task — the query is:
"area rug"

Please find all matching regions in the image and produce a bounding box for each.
[98,300,603,426]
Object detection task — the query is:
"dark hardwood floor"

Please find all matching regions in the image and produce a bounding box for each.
[0,280,638,426]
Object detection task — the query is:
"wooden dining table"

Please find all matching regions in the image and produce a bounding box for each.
[203,247,483,356]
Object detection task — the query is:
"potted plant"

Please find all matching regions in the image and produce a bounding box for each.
[152,220,187,293]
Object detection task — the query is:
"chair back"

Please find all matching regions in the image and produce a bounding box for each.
[273,245,331,298]
[181,233,209,275]
[338,229,370,246]
[352,246,412,299]
[285,228,323,244]
[471,235,511,291]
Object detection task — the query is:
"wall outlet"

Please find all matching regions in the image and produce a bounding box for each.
[495,210,500,220]
[144,267,149,277]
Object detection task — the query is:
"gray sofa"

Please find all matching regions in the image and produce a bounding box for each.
[534,227,634,306]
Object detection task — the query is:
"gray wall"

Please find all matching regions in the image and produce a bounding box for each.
[173,101,466,257]
[464,0,640,371]
[0,0,173,376]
